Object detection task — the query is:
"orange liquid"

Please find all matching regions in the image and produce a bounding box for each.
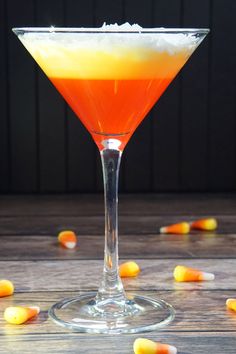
[50,77,172,150]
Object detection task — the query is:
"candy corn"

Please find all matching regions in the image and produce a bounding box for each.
[4,306,40,324]
[226,299,236,312]
[58,230,77,249]
[173,265,215,282]
[160,222,190,235]
[190,218,217,231]
[119,261,140,277]
[133,338,177,354]
[0,280,14,297]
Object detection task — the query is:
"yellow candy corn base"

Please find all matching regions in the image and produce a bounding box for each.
[49,292,175,334]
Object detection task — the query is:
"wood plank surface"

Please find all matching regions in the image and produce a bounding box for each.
[0,290,236,334]
[0,259,235,291]
[0,234,236,260]
[0,194,235,353]
[0,194,235,216]
[0,214,235,235]
[0,332,235,354]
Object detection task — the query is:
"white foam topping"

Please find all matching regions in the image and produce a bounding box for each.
[16,23,207,79]
[18,22,202,55]
[101,22,143,31]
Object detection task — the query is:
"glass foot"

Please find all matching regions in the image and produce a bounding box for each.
[48,292,175,334]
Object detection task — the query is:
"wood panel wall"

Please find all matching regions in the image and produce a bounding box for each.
[0,0,235,193]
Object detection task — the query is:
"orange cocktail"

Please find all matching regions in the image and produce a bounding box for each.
[14,25,209,334]
[19,31,194,149]
[51,78,172,149]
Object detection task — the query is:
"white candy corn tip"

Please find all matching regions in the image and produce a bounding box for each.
[65,242,76,249]
[29,306,40,314]
[168,345,178,354]
[160,227,166,233]
[226,299,234,305]
[201,272,215,281]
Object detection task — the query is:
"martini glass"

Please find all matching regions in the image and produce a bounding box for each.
[13,25,209,334]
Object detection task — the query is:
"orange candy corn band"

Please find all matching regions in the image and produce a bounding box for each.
[226,299,236,312]
[0,280,14,297]
[4,306,40,324]
[160,218,218,234]
[58,230,77,249]
[119,261,140,277]
[173,265,215,282]
[133,338,177,354]
[190,218,217,231]
[160,222,190,235]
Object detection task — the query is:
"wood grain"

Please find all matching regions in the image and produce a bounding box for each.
[0,194,235,216]
[0,290,236,335]
[0,259,235,291]
[0,214,235,235]
[0,234,236,260]
[0,332,235,354]
[0,194,235,353]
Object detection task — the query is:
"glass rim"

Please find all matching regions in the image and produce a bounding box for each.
[12,27,210,35]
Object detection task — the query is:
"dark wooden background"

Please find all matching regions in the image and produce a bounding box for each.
[0,0,236,193]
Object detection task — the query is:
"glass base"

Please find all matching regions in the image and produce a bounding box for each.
[48,292,175,334]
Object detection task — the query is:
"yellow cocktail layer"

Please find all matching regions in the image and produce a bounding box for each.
[20,38,192,79]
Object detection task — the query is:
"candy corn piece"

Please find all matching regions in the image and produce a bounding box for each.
[58,230,77,249]
[4,306,40,324]
[226,299,236,312]
[133,338,177,354]
[119,261,140,277]
[0,280,14,297]
[160,222,190,235]
[174,265,215,282]
[190,218,217,231]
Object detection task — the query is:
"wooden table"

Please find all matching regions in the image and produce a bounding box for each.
[0,194,236,353]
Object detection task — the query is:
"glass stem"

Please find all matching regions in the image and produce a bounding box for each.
[96,147,126,308]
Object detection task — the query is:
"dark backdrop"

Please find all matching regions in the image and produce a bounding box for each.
[0,0,235,193]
